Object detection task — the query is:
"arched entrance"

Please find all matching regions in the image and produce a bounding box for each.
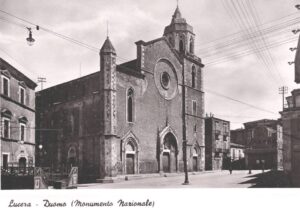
[162,132,178,173]
[122,135,139,175]
[192,147,198,172]
[19,157,26,173]
[67,147,77,171]
[125,141,135,174]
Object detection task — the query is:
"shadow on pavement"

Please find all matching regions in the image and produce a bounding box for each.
[239,170,293,188]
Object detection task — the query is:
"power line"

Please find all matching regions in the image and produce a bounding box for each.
[116,55,280,115]
[196,11,299,48]
[0,16,27,28]
[0,9,100,52]
[205,35,297,66]
[245,0,284,84]
[198,16,300,56]
[229,0,280,85]
[0,47,39,78]
[204,88,278,115]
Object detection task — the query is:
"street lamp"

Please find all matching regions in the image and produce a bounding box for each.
[26,27,35,46]
[182,140,189,185]
[290,47,298,52]
[261,160,265,173]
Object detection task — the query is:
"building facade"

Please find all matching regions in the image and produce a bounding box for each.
[0,58,37,170]
[36,7,205,182]
[280,34,300,186]
[281,89,300,186]
[205,116,230,170]
[231,128,246,146]
[243,119,283,170]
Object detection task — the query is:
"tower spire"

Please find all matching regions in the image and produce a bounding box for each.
[106,20,109,38]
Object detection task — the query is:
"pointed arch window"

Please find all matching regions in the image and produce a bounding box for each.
[168,36,173,46]
[179,35,185,53]
[190,37,194,54]
[192,65,196,88]
[127,88,134,123]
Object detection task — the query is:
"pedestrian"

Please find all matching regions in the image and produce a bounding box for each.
[229,161,232,175]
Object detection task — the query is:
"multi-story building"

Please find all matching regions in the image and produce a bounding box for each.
[230,128,246,169]
[205,116,230,170]
[0,58,37,170]
[280,34,300,186]
[281,90,300,186]
[231,128,246,146]
[230,143,244,160]
[243,119,283,170]
[36,6,205,183]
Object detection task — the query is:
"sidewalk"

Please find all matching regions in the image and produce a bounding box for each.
[77,170,238,188]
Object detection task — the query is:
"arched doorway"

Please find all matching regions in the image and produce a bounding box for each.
[19,157,26,173]
[122,136,139,175]
[192,147,198,172]
[125,142,135,174]
[67,147,77,171]
[162,132,178,173]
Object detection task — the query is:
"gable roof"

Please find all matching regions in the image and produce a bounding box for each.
[0,58,37,89]
[136,36,183,64]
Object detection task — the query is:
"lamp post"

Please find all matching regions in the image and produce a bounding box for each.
[182,140,189,185]
[26,27,35,46]
[38,144,43,167]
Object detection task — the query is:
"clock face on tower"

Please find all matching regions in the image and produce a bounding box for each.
[154,59,178,100]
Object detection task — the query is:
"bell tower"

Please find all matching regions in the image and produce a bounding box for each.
[99,36,119,181]
[163,6,195,55]
[100,36,117,136]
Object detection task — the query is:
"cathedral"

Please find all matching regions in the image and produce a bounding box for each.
[36,6,205,182]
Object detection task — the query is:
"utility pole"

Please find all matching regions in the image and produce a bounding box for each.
[37,77,46,91]
[182,63,189,185]
[279,86,288,110]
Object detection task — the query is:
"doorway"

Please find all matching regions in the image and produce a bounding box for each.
[162,152,170,172]
[126,154,135,174]
[193,156,198,172]
[19,157,26,173]
[162,132,178,173]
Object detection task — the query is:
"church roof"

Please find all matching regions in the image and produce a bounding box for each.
[171,6,185,24]
[100,37,116,54]
[164,6,194,35]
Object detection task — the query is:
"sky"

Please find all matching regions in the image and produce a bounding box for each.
[0,0,299,129]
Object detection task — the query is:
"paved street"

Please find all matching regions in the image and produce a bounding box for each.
[77,170,268,189]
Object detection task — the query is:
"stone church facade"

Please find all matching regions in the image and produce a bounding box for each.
[36,6,205,182]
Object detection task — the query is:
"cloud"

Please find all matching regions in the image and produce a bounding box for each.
[0,0,297,128]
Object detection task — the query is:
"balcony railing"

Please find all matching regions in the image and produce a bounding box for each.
[1,166,34,176]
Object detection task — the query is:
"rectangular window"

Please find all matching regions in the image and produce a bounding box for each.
[194,124,197,133]
[2,76,9,96]
[192,100,197,116]
[223,123,228,133]
[20,123,25,142]
[2,154,8,169]
[19,87,25,105]
[2,118,10,138]
[215,121,220,131]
